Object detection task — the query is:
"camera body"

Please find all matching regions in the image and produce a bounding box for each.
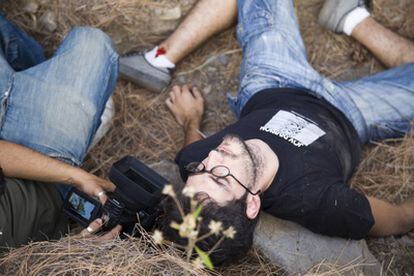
[63,156,168,235]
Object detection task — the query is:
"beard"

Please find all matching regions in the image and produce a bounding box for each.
[222,134,263,188]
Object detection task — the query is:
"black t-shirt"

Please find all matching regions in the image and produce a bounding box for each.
[175,88,374,239]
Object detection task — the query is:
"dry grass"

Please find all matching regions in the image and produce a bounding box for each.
[1,0,414,274]
[0,233,211,276]
[354,136,414,202]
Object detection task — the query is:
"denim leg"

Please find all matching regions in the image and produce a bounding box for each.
[0,14,46,126]
[228,0,369,142]
[228,0,323,116]
[0,27,119,167]
[335,63,414,142]
[0,13,45,71]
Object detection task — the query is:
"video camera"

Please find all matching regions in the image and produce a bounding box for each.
[63,156,168,235]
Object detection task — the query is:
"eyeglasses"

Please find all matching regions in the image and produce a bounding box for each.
[184,162,261,196]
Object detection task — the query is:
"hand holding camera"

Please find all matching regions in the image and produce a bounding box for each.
[69,169,116,204]
[64,156,168,237]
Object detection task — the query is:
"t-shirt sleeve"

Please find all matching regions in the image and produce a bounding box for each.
[302,183,375,239]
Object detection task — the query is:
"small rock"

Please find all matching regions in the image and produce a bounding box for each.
[203,85,212,95]
[177,76,187,84]
[158,6,182,21]
[39,11,57,32]
[180,0,192,6]
[149,160,183,188]
[218,54,229,66]
[23,1,39,14]
[207,66,217,72]
[398,235,414,246]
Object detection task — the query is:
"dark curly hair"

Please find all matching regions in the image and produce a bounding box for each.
[160,189,259,266]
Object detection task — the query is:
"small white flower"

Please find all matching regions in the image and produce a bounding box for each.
[182,186,196,198]
[188,230,199,239]
[151,230,164,245]
[183,214,197,229]
[208,220,223,235]
[162,184,176,197]
[223,226,236,239]
[178,214,197,238]
[192,257,204,270]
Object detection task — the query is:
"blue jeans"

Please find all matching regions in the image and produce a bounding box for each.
[0,15,119,197]
[227,0,414,144]
[0,14,118,166]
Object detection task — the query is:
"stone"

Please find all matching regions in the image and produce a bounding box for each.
[218,54,229,66]
[207,66,217,72]
[254,212,381,275]
[39,11,57,32]
[177,76,187,84]
[149,160,184,189]
[157,6,182,21]
[22,1,39,14]
[203,85,212,95]
[399,235,414,246]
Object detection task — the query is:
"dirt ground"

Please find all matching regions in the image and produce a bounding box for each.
[1,0,414,274]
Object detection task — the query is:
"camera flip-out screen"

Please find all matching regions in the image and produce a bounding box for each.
[68,193,97,220]
[64,189,102,227]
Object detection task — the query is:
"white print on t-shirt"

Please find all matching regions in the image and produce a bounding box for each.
[260,110,326,147]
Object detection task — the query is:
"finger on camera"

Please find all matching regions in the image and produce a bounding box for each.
[81,218,103,237]
[97,192,108,205]
[98,225,122,241]
[92,190,107,205]
[103,180,116,192]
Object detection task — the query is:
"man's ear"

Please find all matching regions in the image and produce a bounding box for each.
[246,194,261,219]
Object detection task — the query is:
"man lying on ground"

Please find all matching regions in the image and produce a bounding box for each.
[0,14,121,249]
[121,0,414,265]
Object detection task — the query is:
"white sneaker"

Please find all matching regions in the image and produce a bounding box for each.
[89,96,115,150]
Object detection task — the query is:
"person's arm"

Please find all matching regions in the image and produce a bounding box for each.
[165,85,205,146]
[0,140,115,202]
[183,121,204,147]
[367,196,414,236]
